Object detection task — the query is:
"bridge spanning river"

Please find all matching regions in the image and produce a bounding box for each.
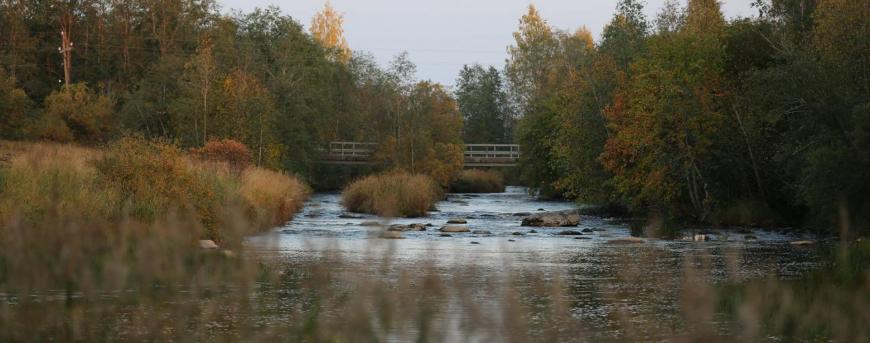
[320,141,520,167]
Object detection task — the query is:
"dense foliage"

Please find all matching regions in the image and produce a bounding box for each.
[503,0,870,234]
[450,169,506,193]
[0,1,463,185]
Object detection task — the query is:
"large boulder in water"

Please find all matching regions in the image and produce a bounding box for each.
[521,210,580,227]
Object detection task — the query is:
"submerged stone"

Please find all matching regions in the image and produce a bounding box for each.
[440,225,470,233]
[607,237,645,244]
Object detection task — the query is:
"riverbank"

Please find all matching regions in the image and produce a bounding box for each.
[0,139,309,242]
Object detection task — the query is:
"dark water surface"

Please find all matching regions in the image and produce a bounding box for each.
[245,186,827,340]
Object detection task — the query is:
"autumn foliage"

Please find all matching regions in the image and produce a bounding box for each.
[0,138,308,242]
[190,139,254,173]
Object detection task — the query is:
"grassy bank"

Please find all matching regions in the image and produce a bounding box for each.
[0,138,308,242]
[450,169,505,193]
[341,172,441,217]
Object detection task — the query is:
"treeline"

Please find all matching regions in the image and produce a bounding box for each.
[499,0,869,234]
[0,1,463,185]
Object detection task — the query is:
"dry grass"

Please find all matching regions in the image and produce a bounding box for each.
[240,167,309,229]
[450,169,506,193]
[0,138,308,242]
[341,171,442,217]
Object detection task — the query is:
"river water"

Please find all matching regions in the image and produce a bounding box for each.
[245,186,828,340]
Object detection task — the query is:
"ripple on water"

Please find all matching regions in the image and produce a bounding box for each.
[244,186,827,340]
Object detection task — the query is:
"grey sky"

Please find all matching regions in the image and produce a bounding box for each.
[220,1,758,87]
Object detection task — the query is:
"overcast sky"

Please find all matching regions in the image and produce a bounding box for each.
[220,0,758,87]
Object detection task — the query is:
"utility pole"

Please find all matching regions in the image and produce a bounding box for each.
[58,29,73,87]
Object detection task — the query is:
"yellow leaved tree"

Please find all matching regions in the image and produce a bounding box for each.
[310,1,351,63]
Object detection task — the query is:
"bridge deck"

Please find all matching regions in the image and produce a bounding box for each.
[320,142,519,167]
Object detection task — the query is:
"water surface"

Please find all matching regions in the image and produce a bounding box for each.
[245,186,826,340]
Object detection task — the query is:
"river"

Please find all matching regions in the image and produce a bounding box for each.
[244,186,827,340]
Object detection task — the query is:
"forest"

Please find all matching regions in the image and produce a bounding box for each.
[1,0,868,235]
[499,0,869,236]
[0,0,463,187]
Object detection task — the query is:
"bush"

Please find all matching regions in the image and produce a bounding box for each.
[34,83,114,143]
[450,169,505,193]
[342,172,441,217]
[190,139,253,174]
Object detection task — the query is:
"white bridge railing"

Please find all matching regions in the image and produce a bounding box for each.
[324,141,378,160]
[463,144,520,159]
[321,142,520,167]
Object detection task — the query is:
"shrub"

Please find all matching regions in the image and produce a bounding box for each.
[190,139,253,173]
[342,172,441,217]
[95,136,218,227]
[35,83,114,143]
[450,169,505,193]
[240,168,309,229]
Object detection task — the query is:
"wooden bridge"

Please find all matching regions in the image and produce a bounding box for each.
[320,142,520,167]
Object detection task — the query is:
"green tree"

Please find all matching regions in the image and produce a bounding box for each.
[215,69,278,167]
[36,83,114,143]
[455,64,510,143]
[0,68,33,140]
[599,0,648,69]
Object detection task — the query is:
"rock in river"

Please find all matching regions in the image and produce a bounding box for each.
[521,210,581,227]
[339,213,363,219]
[388,223,427,232]
[447,218,468,224]
[557,230,583,236]
[440,225,470,233]
[472,230,493,235]
[199,239,219,249]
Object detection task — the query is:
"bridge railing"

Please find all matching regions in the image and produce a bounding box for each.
[323,141,377,161]
[321,142,520,166]
[463,144,521,160]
